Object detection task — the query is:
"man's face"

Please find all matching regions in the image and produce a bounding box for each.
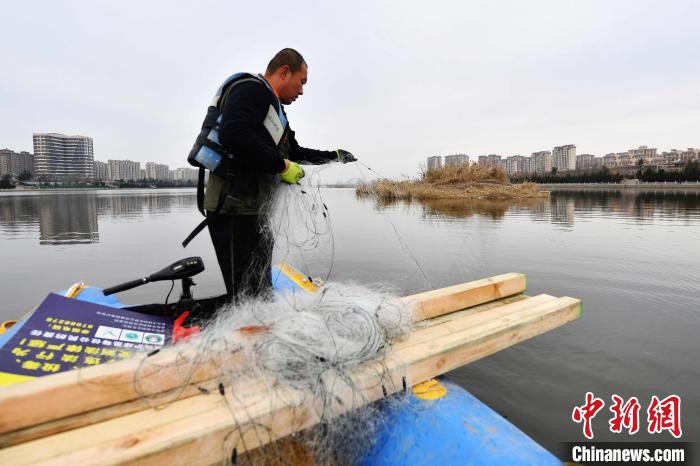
[278,64,308,105]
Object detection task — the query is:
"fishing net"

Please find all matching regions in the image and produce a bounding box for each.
[129,285,413,465]
[130,169,416,465]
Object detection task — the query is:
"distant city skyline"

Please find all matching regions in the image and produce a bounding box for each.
[427,144,700,176]
[5,136,699,181]
[1,130,197,182]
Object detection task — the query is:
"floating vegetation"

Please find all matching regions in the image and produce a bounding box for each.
[357,164,548,201]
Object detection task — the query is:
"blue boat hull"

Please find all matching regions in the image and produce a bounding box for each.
[361,379,560,465]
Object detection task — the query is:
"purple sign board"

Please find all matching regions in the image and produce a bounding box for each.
[0,293,173,386]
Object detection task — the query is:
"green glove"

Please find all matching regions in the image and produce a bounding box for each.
[336,149,357,163]
[279,160,305,184]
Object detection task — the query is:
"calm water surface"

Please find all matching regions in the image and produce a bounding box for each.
[1,187,698,453]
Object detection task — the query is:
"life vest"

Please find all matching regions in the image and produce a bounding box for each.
[183,72,288,247]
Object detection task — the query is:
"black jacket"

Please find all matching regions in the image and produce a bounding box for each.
[203,78,336,214]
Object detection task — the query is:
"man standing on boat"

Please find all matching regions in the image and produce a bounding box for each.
[185,48,356,300]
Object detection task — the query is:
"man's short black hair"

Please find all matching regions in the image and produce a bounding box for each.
[266,48,307,74]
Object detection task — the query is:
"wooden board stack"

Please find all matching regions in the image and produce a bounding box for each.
[0,273,581,465]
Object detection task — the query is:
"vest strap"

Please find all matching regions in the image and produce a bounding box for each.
[181,218,208,248]
[196,167,205,216]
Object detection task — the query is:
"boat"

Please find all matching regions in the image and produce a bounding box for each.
[0,257,574,464]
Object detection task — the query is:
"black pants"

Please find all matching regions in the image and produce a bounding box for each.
[206,212,273,299]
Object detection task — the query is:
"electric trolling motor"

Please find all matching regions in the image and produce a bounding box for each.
[103,257,205,300]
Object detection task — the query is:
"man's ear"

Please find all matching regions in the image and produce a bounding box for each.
[280,65,290,79]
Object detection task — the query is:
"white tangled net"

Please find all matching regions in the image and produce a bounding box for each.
[133,172,416,465]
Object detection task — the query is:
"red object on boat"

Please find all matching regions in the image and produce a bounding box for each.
[173,311,200,342]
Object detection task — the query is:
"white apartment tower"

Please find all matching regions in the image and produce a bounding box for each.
[505,155,527,175]
[628,146,657,165]
[108,159,141,181]
[576,154,596,170]
[93,160,109,181]
[0,149,34,177]
[531,151,553,173]
[145,162,170,180]
[444,154,469,167]
[426,156,443,170]
[486,154,502,166]
[175,167,198,182]
[552,144,577,171]
[33,133,95,179]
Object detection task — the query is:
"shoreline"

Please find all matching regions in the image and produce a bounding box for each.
[536,182,700,191]
[0,187,196,196]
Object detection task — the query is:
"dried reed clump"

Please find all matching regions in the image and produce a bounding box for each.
[422,163,509,185]
[356,164,548,201]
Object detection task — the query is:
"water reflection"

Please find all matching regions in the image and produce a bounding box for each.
[557,190,700,221]
[0,190,197,245]
[2,189,699,247]
[418,198,540,220]
[365,190,700,225]
[98,195,144,218]
[38,195,98,244]
[551,198,575,225]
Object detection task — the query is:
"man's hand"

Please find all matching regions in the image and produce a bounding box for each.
[336,149,357,163]
[279,160,305,184]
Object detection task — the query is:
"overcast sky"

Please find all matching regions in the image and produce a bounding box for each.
[1,0,699,179]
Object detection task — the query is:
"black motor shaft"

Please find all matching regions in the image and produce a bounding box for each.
[103,257,205,296]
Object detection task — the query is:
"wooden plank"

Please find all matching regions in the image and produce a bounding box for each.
[396,294,555,350]
[0,273,526,439]
[0,296,580,465]
[0,378,222,447]
[404,272,526,321]
[402,297,581,381]
[0,294,534,448]
[0,341,228,439]
[413,293,528,328]
[0,293,532,447]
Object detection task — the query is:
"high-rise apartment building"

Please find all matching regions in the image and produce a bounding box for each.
[531,151,552,173]
[576,154,596,170]
[175,167,198,182]
[444,154,469,167]
[680,148,700,162]
[159,164,170,180]
[477,155,501,166]
[657,149,699,166]
[108,159,141,181]
[33,133,94,179]
[628,146,657,165]
[93,160,109,181]
[603,153,617,167]
[145,162,170,180]
[0,149,34,177]
[0,151,8,177]
[505,155,527,175]
[603,152,631,167]
[552,144,576,171]
[426,156,443,170]
[487,154,502,167]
